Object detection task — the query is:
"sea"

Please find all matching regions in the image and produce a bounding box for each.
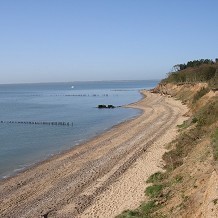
[0,80,158,179]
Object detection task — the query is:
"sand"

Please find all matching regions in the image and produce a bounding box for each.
[0,91,188,218]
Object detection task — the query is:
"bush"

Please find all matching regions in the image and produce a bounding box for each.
[145,185,164,198]
[116,209,140,218]
[162,61,218,84]
[146,172,164,184]
[141,201,156,216]
[192,117,198,123]
[116,201,159,218]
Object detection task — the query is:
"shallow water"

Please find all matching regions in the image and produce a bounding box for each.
[0,80,158,179]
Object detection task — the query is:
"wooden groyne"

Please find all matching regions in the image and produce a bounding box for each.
[0,120,73,126]
[29,94,110,97]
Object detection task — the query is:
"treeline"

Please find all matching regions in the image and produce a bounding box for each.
[173,59,216,71]
[162,59,218,87]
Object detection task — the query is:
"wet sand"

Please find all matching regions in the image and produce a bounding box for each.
[0,91,187,218]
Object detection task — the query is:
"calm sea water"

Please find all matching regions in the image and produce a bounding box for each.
[0,80,158,179]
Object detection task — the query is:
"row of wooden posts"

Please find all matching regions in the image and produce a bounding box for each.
[0,120,73,126]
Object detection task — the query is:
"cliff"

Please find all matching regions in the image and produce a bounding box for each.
[151,82,218,217]
[117,60,218,218]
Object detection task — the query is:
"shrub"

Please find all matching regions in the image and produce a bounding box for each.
[145,185,164,198]
[141,201,156,216]
[192,117,198,123]
[162,61,217,84]
[146,172,164,184]
[116,209,141,218]
[116,201,159,218]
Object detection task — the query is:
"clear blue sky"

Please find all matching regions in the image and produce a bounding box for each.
[0,0,217,84]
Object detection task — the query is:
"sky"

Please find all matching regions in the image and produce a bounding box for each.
[0,0,218,84]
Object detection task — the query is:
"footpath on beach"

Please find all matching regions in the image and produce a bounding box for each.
[0,91,187,218]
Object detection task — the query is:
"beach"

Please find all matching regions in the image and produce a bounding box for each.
[0,90,187,218]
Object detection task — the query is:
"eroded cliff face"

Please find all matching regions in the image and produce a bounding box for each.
[152,83,218,218]
[160,137,218,218]
[117,82,218,218]
[194,171,218,218]
[152,82,218,113]
[153,82,207,95]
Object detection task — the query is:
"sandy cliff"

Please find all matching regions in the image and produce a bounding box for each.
[147,83,218,218]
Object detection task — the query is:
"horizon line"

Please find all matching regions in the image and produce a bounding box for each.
[0,79,161,85]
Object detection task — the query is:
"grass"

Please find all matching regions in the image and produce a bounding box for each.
[193,87,210,103]
[163,97,218,170]
[163,134,195,170]
[195,98,218,127]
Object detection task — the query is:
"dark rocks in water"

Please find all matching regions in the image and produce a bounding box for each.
[108,105,115,108]
[98,104,107,108]
[97,104,115,109]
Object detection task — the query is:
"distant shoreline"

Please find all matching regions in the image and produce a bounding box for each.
[0,79,160,86]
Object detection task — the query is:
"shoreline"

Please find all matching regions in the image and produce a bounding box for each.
[0,90,188,218]
[1,112,143,181]
[0,91,144,182]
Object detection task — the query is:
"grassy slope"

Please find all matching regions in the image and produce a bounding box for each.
[116,63,218,218]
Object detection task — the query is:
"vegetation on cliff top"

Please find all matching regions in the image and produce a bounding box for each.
[161,59,218,88]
